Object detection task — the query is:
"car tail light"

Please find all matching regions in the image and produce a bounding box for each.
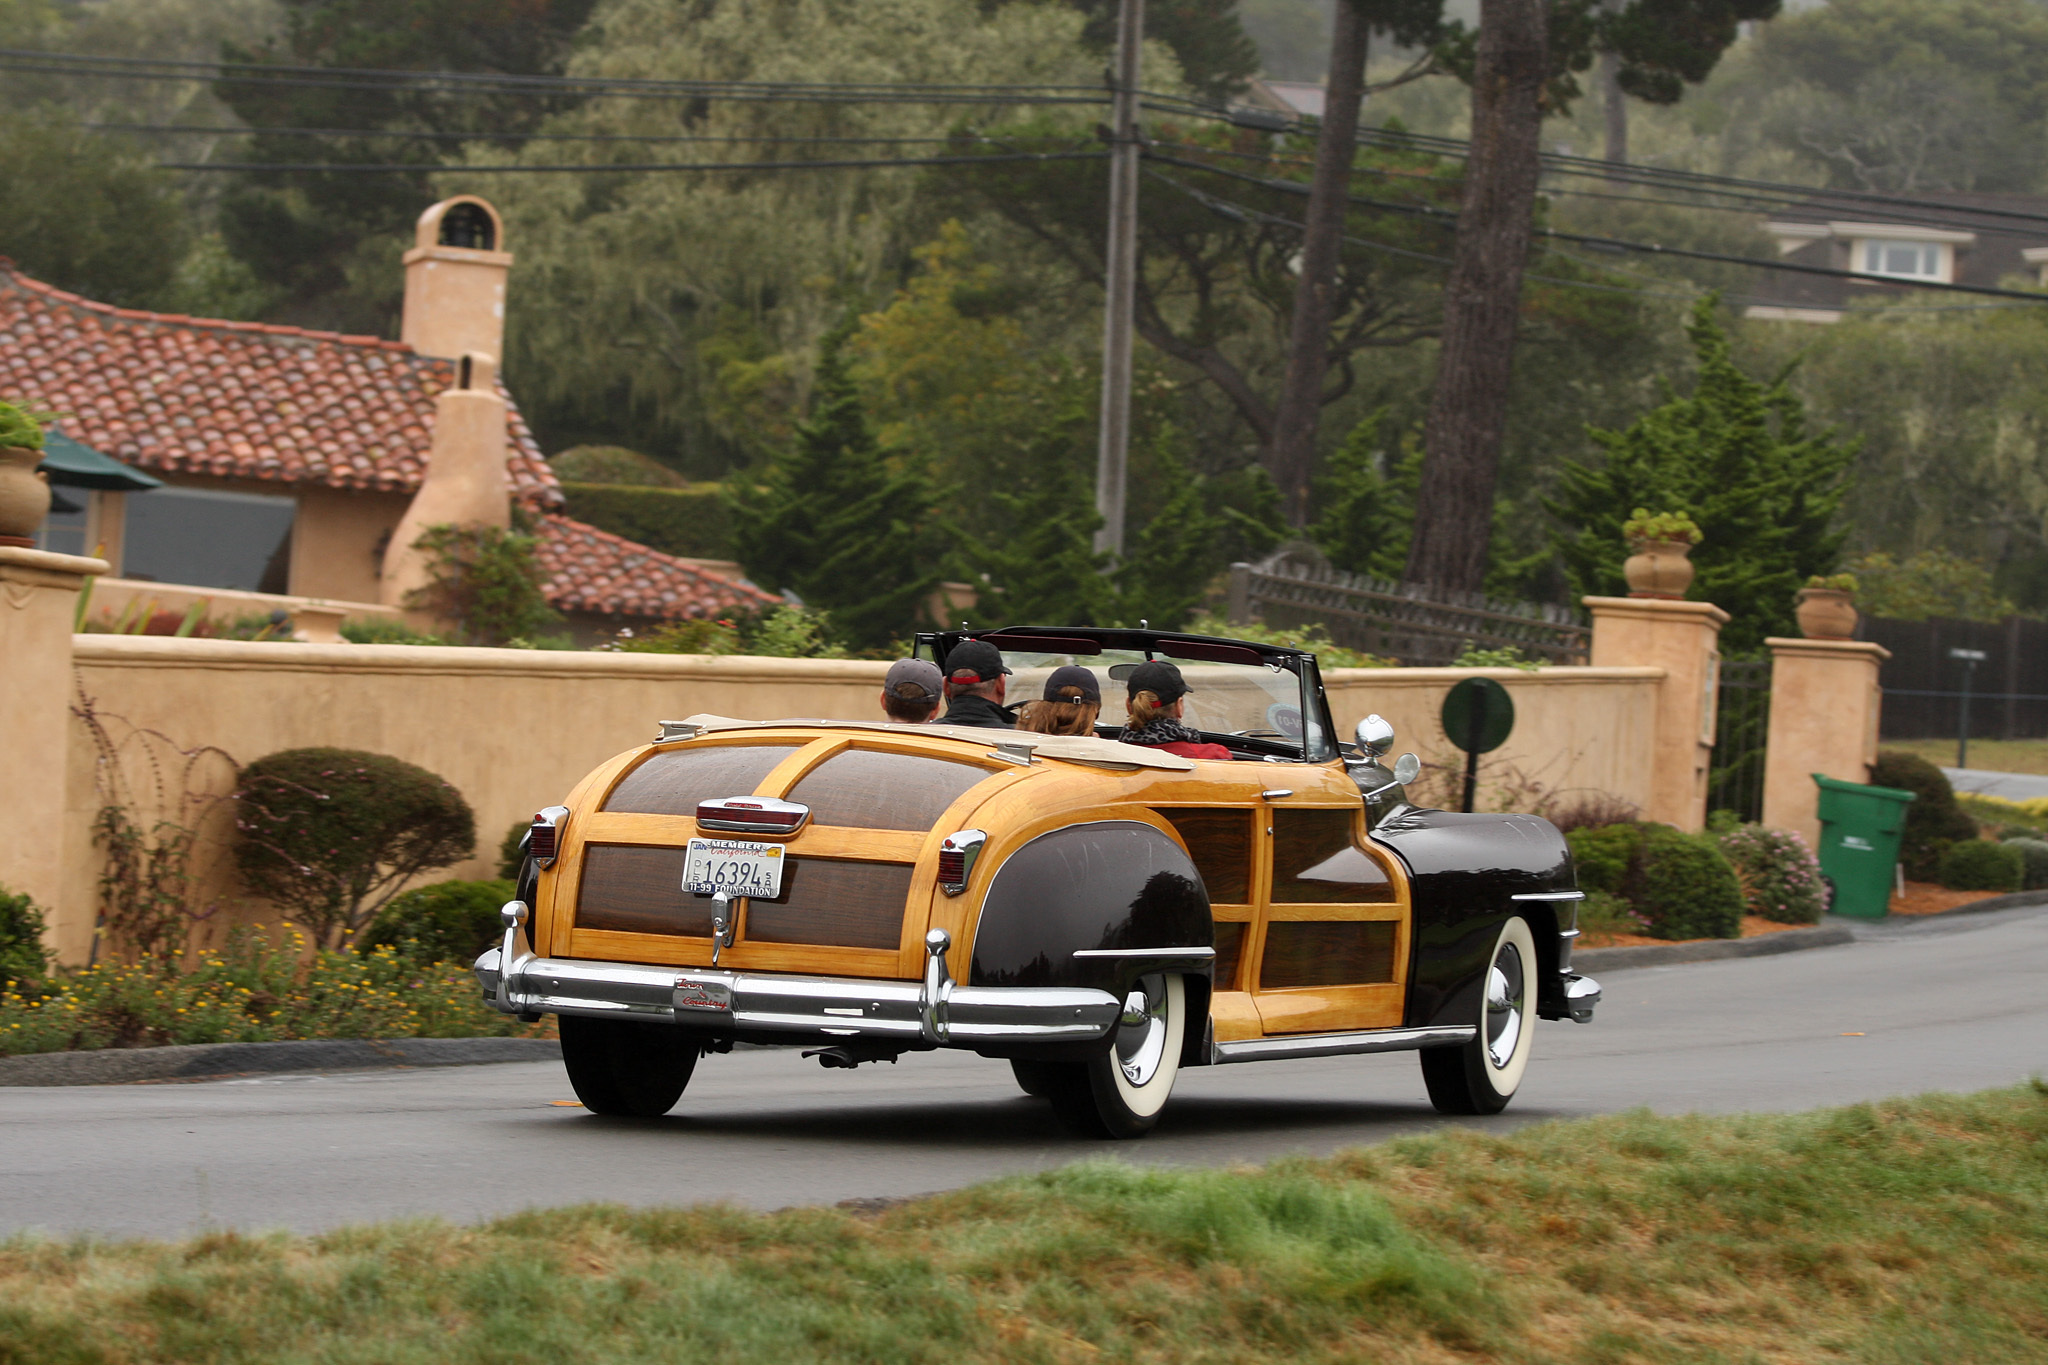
[695,796,810,836]
[937,829,988,896]
[530,805,570,868]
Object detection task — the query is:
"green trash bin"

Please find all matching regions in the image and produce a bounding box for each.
[1812,773,1917,919]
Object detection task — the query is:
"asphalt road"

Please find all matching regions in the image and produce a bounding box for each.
[6,904,2046,1241]
[1945,765,2048,801]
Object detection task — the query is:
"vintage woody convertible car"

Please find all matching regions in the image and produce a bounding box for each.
[476,626,1599,1137]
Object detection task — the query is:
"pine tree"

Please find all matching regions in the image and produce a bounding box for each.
[1116,476,1227,631]
[1310,410,1419,580]
[727,324,943,651]
[978,426,1116,628]
[1549,297,1854,653]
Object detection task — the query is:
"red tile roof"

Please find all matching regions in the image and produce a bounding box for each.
[0,262,561,507]
[537,515,781,620]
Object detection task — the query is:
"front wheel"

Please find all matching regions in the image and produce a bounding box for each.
[1045,973,1186,1139]
[559,1015,699,1117]
[1420,916,1536,1115]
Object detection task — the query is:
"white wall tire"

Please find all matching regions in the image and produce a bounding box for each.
[1420,916,1536,1115]
[1047,972,1185,1138]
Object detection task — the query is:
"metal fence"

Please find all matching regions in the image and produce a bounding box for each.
[1226,551,1590,667]
[1861,615,2048,739]
[1706,657,1772,823]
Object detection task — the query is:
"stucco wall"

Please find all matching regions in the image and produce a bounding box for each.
[37,638,1667,963]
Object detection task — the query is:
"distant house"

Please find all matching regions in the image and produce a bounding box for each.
[1745,193,2048,323]
[1,194,777,638]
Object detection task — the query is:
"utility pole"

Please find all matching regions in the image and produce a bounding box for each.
[1093,0,1143,561]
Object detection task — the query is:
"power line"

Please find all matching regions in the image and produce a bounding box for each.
[159,149,1109,174]
[1141,151,2048,305]
[85,121,986,146]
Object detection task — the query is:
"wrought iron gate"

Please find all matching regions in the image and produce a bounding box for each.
[1706,657,1772,824]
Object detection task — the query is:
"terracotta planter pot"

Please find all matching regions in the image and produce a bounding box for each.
[0,445,50,545]
[1796,587,1858,640]
[1623,537,1696,598]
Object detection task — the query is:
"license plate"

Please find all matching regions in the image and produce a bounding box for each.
[682,838,785,900]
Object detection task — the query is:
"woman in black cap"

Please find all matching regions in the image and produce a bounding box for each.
[1117,660,1232,760]
[1017,664,1102,736]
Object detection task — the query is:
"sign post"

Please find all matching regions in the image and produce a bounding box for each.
[1441,677,1516,813]
[1949,647,1987,769]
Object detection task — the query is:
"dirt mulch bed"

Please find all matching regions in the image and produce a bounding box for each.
[1578,914,1813,950]
[1888,880,2007,916]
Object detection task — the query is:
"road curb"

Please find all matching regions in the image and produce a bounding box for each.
[1575,924,1855,973]
[1574,892,2048,973]
[0,1037,562,1087]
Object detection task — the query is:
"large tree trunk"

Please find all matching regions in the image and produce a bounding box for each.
[1601,48,1628,174]
[1402,0,1547,592]
[1269,0,1370,528]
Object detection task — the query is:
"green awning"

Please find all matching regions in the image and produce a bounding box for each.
[38,429,162,491]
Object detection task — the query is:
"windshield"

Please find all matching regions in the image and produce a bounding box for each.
[926,635,1328,759]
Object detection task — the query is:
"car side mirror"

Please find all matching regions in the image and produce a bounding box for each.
[1393,752,1421,785]
[1356,714,1395,759]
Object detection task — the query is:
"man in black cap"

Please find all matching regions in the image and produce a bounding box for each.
[879,658,943,724]
[937,639,1014,729]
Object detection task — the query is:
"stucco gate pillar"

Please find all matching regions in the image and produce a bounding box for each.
[1584,595,1729,832]
[1760,636,1889,851]
[0,546,108,925]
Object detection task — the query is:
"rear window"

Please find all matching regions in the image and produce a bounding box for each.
[785,749,995,831]
[603,744,802,815]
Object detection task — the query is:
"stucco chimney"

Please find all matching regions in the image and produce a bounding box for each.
[402,196,512,362]
[380,351,511,615]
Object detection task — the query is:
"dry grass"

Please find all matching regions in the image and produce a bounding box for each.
[1886,737,2048,777]
[3,1085,2047,1363]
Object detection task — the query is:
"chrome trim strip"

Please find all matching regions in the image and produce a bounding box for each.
[1071,947,1216,960]
[1511,891,1586,901]
[1212,1024,1475,1065]
[1558,927,1581,939]
[481,955,1122,1043]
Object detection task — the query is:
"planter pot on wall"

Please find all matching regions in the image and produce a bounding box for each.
[1623,538,1696,599]
[0,446,50,546]
[1795,588,1858,640]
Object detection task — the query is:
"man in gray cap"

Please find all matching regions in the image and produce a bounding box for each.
[880,657,944,724]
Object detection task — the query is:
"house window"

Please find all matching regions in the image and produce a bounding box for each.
[1860,239,1944,280]
[123,487,296,593]
[34,493,88,557]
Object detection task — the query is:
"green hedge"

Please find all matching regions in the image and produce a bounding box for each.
[1938,840,2024,892]
[557,482,732,560]
[1565,821,1745,940]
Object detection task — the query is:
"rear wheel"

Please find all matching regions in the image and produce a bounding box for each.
[1045,973,1185,1139]
[1421,916,1536,1116]
[559,1015,699,1117]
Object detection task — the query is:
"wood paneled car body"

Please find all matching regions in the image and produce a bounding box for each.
[476,627,1600,1137]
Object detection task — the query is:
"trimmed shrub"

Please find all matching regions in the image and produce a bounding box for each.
[1565,822,1745,940]
[551,446,688,487]
[1718,824,1829,924]
[1577,889,1648,938]
[558,482,731,560]
[234,748,476,949]
[2004,837,2048,891]
[358,879,514,963]
[1871,751,1980,881]
[0,886,51,989]
[1565,823,1637,895]
[497,820,530,881]
[1938,840,2023,893]
[1633,826,1745,940]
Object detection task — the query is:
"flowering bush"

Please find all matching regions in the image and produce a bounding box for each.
[0,926,537,1057]
[1717,824,1830,924]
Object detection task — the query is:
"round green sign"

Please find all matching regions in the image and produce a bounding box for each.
[1441,676,1515,755]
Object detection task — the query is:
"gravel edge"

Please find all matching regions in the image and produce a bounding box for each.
[0,1037,562,1088]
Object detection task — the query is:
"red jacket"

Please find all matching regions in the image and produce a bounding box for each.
[1158,740,1235,761]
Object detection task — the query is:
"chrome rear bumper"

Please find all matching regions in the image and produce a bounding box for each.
[474,942,1122,1047]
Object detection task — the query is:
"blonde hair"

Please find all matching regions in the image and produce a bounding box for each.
[1018,687,1100,736]
[1126,689,1170,728]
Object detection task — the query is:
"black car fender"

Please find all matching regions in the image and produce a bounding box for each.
[966,819,1213,1063]
[1368,806,1578,1029]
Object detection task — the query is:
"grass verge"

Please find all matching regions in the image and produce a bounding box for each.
[4,1085,2047,1362]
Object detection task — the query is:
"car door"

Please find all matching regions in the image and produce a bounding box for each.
[1246,801,1410,1035]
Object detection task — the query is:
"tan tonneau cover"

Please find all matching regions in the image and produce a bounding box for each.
[667,714,1197,771]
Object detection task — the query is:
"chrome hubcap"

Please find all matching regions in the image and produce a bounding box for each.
[1116,973,1170,1087]
[1485,944,1525,1070]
